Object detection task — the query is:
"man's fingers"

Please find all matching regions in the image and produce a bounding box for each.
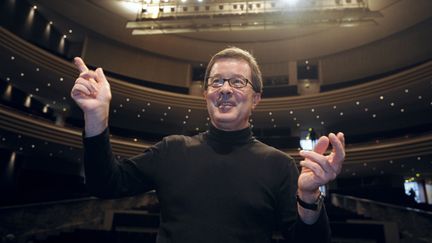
[71,83,91,96]
[313,136,329,155]
[300,150,335,174]
[74,57,89,73]
[95,68,108,84]
[337,132,345,148]
[75,78,97,94]
[329,133,345,160]
[300,160,325,180]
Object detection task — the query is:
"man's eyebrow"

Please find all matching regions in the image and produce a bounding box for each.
[210,74,247,79]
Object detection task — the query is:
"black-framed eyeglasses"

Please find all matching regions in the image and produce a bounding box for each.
[207,76,251,89]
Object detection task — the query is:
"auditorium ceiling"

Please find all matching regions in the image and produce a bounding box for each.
[27,0,432,63]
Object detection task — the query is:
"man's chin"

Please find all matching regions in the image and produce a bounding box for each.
[213,113,237,124]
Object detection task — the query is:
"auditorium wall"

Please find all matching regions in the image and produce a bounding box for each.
[79,18,432,89]
[82,33,192,88]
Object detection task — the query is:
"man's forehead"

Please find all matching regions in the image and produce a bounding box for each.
[210,58,252,76]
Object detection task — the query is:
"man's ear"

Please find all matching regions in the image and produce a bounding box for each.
[252,93,261,109]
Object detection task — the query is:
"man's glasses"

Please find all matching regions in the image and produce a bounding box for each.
[207,76,251,89]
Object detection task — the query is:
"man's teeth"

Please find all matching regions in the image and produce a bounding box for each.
[219,103,233,107]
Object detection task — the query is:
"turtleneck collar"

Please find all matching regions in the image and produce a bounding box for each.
[206,123,254,146]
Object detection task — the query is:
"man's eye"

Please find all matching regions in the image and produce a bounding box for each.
[213,79,224,85]
[231,79,245,85]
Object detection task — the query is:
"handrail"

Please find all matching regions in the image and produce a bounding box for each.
[331,193,432,241]
[331,193,432,216]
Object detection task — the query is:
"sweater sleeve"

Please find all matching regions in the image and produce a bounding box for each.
[83,128,162,198]
[277,157,331,243]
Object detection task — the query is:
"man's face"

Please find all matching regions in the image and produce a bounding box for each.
[204,58,261,131]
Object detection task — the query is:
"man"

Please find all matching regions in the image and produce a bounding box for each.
[71,47,345,242]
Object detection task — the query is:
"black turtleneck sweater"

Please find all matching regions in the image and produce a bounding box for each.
[83,126,330,243]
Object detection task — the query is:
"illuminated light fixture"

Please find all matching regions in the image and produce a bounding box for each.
[49,21,53,25]
[43,105,49,113]
[63,35,67,38]
[33,5,37,9]
[24,95,32,108]
[125,0,382,35]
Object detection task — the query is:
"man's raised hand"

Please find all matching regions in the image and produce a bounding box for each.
[70,57,112,136]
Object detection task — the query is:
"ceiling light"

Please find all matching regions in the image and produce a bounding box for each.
[126,0,381,35]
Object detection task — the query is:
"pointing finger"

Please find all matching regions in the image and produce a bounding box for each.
[74,57,89,73]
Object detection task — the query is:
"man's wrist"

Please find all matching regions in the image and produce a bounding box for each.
[297,189,321,203]
[297,192,324,211]
[84,111,109,137]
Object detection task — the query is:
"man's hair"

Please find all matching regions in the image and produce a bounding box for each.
[204,47,263,93]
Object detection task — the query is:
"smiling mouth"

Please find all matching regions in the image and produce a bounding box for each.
[217,102,235,109]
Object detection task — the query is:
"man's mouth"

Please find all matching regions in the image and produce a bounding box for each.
[216,101,235,109]
[219,102,234,108]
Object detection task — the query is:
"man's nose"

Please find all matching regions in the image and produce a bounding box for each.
[219,80,233,94]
